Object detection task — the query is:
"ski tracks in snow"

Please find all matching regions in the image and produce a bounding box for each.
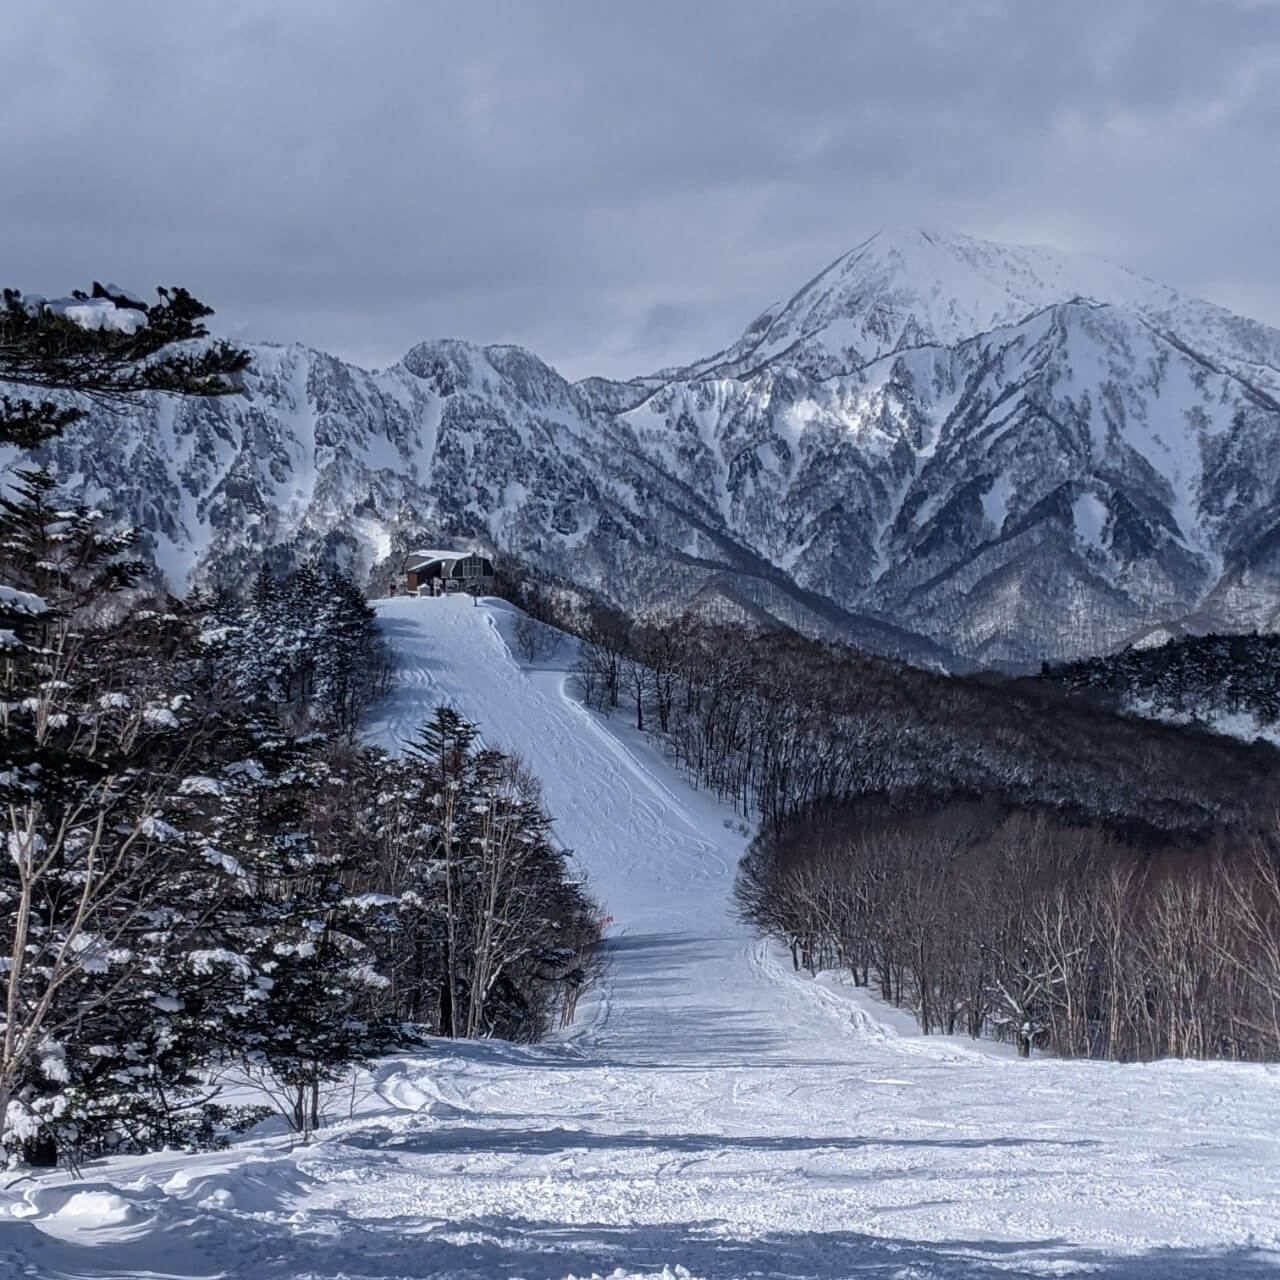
[4,596,1280,1280]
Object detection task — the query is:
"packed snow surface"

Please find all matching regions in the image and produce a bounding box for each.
[3,595,1278,1278]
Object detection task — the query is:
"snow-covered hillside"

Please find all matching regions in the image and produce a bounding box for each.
[12,227,1280,664]
[3,596,1277,1278]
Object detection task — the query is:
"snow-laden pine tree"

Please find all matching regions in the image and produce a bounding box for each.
[401,708,601,1041]
[200,564,390,735]
[179,731,397,1139]
[0,283,247,449]
[0,572,253,1162]
[0,284,250,1164]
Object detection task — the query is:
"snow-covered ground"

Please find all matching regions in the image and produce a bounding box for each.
[3,594,1279,1279]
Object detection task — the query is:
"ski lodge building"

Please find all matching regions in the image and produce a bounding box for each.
[404,549,496,596]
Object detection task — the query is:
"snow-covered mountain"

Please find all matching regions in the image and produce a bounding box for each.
[11,228,1280,664]
[647,227,1280,388]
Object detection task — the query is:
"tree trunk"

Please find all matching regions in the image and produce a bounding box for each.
[23,1131,57,1167]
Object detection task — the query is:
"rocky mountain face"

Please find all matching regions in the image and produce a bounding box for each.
[9,228,1280,666]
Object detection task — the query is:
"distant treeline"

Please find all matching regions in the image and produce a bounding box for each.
[566,611,1280,837]
[1041,631,1280,730]
[501,565,1280,1062]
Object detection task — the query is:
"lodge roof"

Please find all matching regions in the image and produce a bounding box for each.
[406,549,494,573]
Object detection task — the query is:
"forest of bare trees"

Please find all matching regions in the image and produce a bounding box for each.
[735,798,1280,1060]
[566,611,1280,836]
[522,588,1280,1062]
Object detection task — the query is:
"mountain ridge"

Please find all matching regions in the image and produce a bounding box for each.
[7,227,1280,666]
[636,226,1280,392]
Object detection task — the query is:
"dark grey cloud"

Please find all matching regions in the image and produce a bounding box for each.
[2,0,1278,380]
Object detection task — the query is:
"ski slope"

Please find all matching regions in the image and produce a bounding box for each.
[2,594,1279,1279]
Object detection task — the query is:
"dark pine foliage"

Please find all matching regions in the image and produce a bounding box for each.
[0,283,249,448]
[1041,632,1280,729]
[201,564,394,736]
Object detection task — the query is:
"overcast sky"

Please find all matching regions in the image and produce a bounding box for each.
[2,1,1278,380]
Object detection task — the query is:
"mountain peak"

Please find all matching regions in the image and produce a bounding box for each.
[763,228,1160,358]
[858,224,961,251]
[667,227,1213,383]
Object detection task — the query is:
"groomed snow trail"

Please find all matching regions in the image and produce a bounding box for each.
[3,595,1279,1280]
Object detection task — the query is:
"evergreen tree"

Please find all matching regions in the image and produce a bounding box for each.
[398,709,599,1041]
[0,285,252,1164]
[0,283,248,448]
[0,606,245,1163]
[193,734,396,1137]
[201,564,389,734]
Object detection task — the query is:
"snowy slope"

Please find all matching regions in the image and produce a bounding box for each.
[3,595,1278,1279]
[365,595,749,1065]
